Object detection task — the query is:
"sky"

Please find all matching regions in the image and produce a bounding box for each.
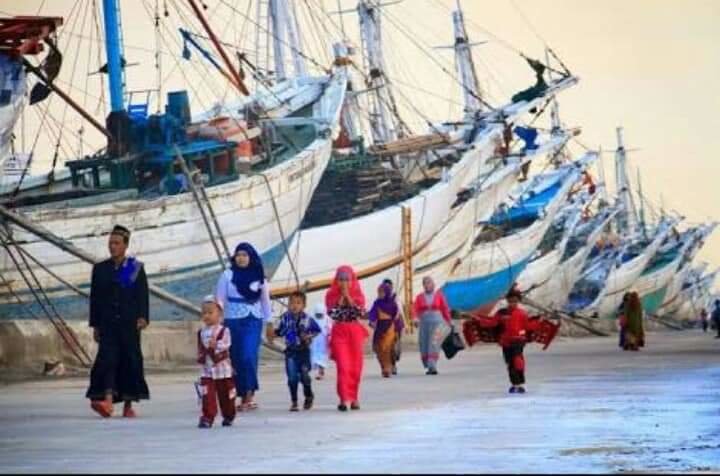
[4,0,719,288]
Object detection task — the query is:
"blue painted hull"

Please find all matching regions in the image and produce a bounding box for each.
[442,257,531,312]
[0,231,295,321]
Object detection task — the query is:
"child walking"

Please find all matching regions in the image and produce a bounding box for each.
[197,295,236,428]
[310,303,331,380]
[486,289,540,394]
[268,291,321,411]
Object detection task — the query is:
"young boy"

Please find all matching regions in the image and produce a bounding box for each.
[268,291,321,411]
[486,289,540,394]
[197,295,236,428]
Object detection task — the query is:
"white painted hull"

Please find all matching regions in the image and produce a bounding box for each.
[270,122,504,296]
[525,209,616,310]
[0,71,348,310]
[443,156,588,313]
[634,258,680,302]
[267,74,581,302]
[589,224,674,319]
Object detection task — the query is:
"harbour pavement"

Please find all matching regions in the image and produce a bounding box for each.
[1,330,718,473]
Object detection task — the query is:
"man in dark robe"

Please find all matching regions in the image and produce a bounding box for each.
[86,225,150,418]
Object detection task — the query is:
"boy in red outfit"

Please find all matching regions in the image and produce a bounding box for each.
[197,295,236,428]
[487,289,540,394]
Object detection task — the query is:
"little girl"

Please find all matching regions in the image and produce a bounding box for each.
[197,295,236,428]
[310,302,331,380]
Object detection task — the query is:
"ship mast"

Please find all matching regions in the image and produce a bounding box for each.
[614,126,639,234]
[101,0,126,112]
[259,0,307,83]
[357,0,401,145]
[451,1,483,118]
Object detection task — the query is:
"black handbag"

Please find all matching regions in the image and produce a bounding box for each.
[442,325,465,359]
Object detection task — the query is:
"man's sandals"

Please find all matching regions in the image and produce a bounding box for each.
[90,400,113,418]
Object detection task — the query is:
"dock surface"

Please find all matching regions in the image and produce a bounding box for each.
[1,331,718,473]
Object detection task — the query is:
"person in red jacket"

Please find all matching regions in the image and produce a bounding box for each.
[486,289,540,394]
[412,276,452,375]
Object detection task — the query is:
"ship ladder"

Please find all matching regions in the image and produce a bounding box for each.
[173,145,231,269]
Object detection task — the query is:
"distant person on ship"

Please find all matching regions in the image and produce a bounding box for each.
[368,281,404,378]
[326,265,369,411]
[86,225,150,418]
[412,276,452,375]
[215,242,272,412]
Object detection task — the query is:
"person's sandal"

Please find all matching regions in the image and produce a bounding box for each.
[122,406,137,418]
[91,400,113,418]
[350,401,360,410]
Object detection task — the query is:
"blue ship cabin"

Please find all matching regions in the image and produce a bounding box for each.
[65,90,239,195]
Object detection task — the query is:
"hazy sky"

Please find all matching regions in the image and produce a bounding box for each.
[4,0,719,288]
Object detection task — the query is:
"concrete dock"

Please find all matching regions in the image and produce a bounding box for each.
[0,331,718,473]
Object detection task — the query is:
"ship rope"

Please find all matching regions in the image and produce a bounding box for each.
[380,7,496,112]
[0,226,92,367]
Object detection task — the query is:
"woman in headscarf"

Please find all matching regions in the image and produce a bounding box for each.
[215,242,271,411]
[622,291,645,351]
[616,292,630,349]
[310,302,332,380]
[368,282,403,378]
[326,265,368,411]
[412,276,451,375]
[382,278,405,375]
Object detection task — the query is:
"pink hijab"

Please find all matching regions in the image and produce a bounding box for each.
[325,265,366,310]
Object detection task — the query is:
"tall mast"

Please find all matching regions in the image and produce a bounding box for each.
[101,0,126,112]
[614,126,638,233]
[452,1,482,117]
[286,1,307,77]
[269,0,287,81]
[268,0,307,83]
[357,0,399,145]
[545,48,561,133]
[637,166,648,239]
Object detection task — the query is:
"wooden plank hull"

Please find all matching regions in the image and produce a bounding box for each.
[0,71,348,320]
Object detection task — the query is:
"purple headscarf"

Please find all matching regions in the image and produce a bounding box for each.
[368,283,398,322]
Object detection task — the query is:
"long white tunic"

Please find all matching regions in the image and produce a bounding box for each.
[310,314,332,369]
